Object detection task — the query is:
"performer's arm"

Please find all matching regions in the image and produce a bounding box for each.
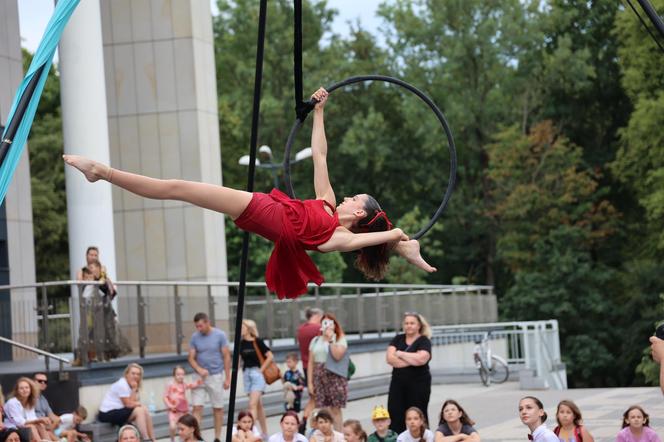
[311,88,335,208]
[320,228,406,252]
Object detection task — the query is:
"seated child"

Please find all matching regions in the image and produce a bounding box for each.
[55,406,89,442]
[282,352,305,412]
[368,406,397,442]
[309,409,344,442]
[232,410,262,442]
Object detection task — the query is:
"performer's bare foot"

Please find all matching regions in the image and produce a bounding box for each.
[394,239,437,273]
[62,155,110,182]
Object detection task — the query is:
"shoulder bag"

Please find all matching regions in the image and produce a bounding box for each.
[324,340,354,379]
[252,339,281,384]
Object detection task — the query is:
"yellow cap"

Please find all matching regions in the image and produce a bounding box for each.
[371,405,390,420]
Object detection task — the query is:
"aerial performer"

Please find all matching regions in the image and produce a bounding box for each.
[63,88,436,299]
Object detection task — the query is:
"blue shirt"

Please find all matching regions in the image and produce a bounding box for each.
[189,328,228,374]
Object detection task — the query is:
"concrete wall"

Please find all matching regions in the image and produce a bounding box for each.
[99,0,229,330]
[0,0,38,360]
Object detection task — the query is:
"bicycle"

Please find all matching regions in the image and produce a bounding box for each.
[473,331,509,386]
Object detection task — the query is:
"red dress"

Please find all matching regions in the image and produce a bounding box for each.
[234,189,340,299]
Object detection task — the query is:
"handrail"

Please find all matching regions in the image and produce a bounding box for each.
[0,280,494,291]
[0,336,70,363]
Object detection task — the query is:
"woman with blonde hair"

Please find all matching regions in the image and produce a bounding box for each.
[240,319,273,437]
[98,363,155,441]
[3,377,54,442]
[386,313,433,433]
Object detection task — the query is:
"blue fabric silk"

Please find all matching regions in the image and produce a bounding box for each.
[0,0,80,203]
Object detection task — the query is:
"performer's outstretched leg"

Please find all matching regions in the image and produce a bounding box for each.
[64,155,252,219]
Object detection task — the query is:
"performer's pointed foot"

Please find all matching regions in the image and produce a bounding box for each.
[63,154,110,182]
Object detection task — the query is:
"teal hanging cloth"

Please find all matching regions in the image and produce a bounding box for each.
[0,0,80,203]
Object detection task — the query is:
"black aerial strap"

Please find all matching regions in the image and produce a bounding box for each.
[225,2,268,442]
[625,0,664,54]
[293,0,316,122]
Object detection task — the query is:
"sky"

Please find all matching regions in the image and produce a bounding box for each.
[17,0,384,54]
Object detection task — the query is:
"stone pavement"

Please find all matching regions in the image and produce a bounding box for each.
[172,382,664,442]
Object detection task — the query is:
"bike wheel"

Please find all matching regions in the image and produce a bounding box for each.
[490,355,509,384]
[479,364,490,386]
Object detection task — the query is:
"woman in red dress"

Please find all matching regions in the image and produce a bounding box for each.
[64,88,436,299]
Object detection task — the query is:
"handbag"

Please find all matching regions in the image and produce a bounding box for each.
[324,339,352,379]
[252,339,281,384]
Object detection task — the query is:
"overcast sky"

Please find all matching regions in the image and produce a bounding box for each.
[18,0,384,54]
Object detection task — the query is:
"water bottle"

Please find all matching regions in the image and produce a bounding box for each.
[148,391,157,413]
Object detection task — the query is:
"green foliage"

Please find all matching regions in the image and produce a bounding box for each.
[487,122,618,385]
[23,49,69,281]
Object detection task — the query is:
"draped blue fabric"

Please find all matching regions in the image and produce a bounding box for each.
[0,0,80,203]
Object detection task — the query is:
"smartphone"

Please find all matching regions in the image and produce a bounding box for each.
[321,318,334,332]
[656,323,664,340]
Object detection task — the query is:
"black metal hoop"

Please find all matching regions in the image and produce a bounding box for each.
[283,75,457,240]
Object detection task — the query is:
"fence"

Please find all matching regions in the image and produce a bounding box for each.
[0,281,496,364]
[430,320,566,389]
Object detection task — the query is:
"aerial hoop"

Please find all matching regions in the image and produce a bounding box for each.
[283,74,457,240]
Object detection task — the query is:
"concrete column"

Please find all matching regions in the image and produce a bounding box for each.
[59,0,117,281]
[100,0,229,347]
[0,0,38,360]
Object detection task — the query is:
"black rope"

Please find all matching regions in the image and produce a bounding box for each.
[283,74,457,240]
[293,0,316,122]
[225,2,267,442]
[636,0,664,41]
[625,0,664,55]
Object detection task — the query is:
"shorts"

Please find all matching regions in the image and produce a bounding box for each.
[191,373,225,408]
[243,366,266,394]
[98,407,134,426]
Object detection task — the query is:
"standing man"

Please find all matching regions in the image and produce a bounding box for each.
[33,372,61,431]
[188,312,231,442]
[296,307,323,431]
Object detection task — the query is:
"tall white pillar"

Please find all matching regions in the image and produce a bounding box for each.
[59,0,117,281]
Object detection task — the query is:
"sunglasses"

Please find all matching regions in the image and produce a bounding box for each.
[35,379,48,384]
[404,311,419,316]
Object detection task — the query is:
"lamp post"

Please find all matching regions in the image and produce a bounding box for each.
[238,144,312,189]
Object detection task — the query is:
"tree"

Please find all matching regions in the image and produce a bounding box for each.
[612,0,664,385]
[23,49,69,281]
[488,121,619,385]
[377,0,538,285]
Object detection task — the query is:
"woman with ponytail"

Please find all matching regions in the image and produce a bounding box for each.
[64,88,435,300]
[518,397,557,442]
[176,414,203,442]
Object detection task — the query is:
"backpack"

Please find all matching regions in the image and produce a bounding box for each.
[553,425,582,442]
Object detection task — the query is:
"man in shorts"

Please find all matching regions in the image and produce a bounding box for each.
[188,312,231,442]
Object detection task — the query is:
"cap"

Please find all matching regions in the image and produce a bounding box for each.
[371,405,390,420]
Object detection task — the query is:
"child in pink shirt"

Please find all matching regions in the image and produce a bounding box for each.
[163,366,202,442]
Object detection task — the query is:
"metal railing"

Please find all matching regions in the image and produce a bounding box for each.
[430,320,566,389]
[0,335,70,372]
[0,280,496,366]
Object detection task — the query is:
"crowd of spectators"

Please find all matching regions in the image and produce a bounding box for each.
[2,294,662,442]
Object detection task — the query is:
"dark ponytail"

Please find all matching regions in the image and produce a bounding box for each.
[178,414,202,441]
[522,396,547,423]
[354,195,392,280]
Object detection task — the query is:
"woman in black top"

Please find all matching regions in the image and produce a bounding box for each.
[385,312,432,433]
[435,400,480,442]
[240,319,273,437]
